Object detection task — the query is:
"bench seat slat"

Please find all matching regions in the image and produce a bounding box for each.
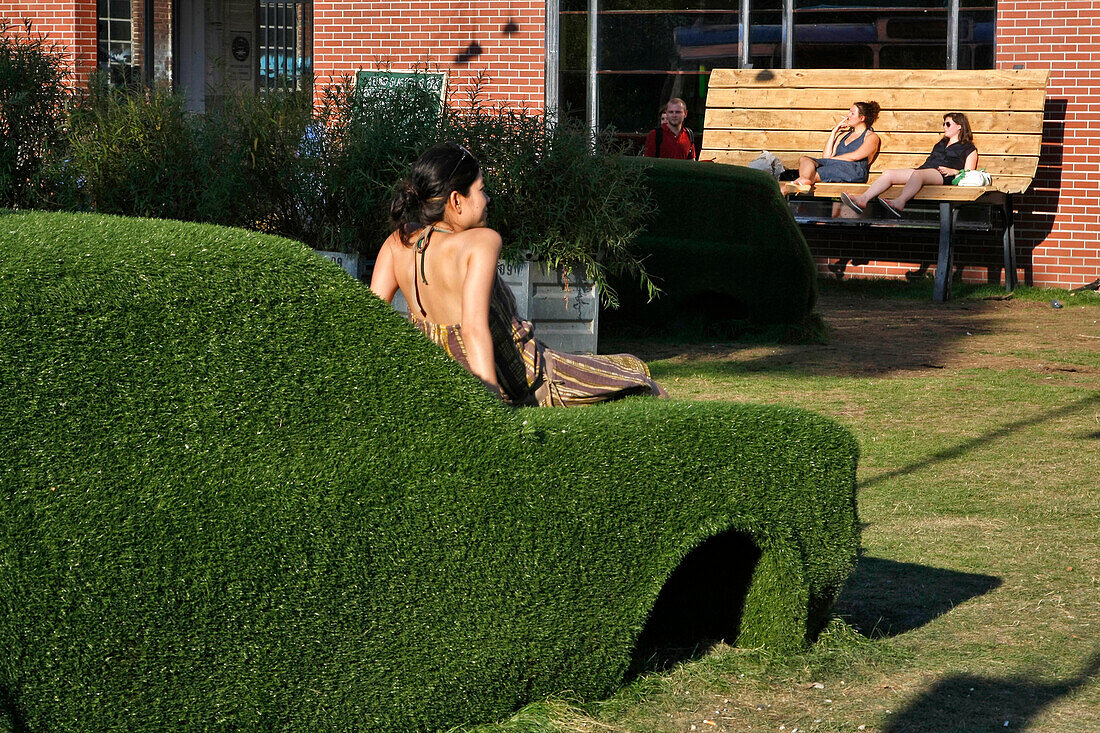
[804,183,996,203]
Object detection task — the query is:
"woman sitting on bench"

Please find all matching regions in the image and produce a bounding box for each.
[841,112,979,218]
[790,101,881,187]
[370,143,666,407]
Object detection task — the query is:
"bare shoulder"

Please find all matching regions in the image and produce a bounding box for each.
[461,228,503,258]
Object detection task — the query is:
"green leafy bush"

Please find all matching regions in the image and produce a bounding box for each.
[32,66,654,303]
[64,83,203,219]
[304,74,656,304]
[0,211,859,731]
[0,20,71,209]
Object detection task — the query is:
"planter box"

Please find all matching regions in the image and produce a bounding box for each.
[390,259,599,354]
[315,250,362,280]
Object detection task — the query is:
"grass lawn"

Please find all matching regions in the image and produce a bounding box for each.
[466,282,1100,733]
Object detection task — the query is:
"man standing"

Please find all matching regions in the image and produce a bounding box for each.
[643,98,697,160]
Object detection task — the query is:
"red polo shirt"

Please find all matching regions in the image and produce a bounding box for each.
[644,124,696,160]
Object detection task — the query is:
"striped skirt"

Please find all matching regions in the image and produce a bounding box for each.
[410,276,667,407]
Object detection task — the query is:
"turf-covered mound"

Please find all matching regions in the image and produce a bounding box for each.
[0,211,859,731]
[605,158,817,333]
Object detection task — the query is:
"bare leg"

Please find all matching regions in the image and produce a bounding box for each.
[851,169,915,207]
[794,156,820,186]
[883,168,944,210]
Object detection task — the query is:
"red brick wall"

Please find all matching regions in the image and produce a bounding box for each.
[313,0,546,109]
[2,0,96,86]
[995,0,1100,289]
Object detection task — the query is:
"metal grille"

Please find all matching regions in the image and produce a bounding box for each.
[259,0,313,91]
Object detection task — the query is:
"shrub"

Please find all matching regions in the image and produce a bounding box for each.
[603,158,819,334]
[64,82,203,219]
[0,211,859,731]
[0,20,71,209]
[304,74,657,304]
[40,69,655,304]
[194,88,315,233]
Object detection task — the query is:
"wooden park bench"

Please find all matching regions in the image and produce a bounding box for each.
[700,68,1050,301]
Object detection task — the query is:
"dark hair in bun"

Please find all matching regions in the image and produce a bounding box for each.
[855,101,881,127]
[389,143,481,245]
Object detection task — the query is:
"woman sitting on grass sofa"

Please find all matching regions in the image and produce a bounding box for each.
[369,143,666,407]
[840,111,979,218]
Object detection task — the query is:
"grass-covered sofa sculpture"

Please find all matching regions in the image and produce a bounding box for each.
[606,158,817,334]
[0,211,859,731]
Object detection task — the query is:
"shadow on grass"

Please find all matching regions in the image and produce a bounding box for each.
[861,392,1100,489]
[627,298,1009,378]
[833,557,1000,639]
[881,650,1100,732]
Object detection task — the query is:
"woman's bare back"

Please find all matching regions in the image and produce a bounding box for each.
[377,226,503,327]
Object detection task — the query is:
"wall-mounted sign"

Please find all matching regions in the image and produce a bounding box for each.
[231,35,251,62]
[356,70,448,108]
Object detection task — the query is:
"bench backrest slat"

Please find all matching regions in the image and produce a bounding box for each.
[701,68,1050,195]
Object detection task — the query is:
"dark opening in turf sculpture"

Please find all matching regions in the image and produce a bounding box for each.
[0,211,860,731]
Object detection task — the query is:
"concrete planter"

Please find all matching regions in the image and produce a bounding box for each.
[390,258,599,354]
[315,250,362,280]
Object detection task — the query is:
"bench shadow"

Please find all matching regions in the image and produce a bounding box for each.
[1012,97,1067,287]
[832,556,1000,639]
[881,649,1100,732]
[627,530,760,678]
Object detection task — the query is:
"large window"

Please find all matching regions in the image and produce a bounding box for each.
[97,0,138,85]
[558,0,995,150]
[259,0,313,92]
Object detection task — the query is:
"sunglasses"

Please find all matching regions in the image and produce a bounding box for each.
[447,144,472,180]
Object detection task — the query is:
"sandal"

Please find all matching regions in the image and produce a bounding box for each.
[878,198,903,218]
[840,192,864,215]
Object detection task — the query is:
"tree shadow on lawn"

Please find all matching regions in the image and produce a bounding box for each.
[833,556,1001,639]
[881,649,1100,732]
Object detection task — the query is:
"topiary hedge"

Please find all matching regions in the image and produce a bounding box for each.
[604,158,818,332]
[0,211,859,731]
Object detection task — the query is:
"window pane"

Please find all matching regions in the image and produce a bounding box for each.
[110,20,131,44]
[110,0,130,20]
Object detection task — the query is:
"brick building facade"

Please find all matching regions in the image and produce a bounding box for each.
[3,0,1098,290]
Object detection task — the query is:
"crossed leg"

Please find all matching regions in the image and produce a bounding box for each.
[793,156,821,186]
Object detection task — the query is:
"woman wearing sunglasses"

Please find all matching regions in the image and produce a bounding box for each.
[841,112,978,218]
[370,142,666,406]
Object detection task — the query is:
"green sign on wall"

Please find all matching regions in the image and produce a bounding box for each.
[355,70,448,105]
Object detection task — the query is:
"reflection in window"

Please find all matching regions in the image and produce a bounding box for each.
[259,1,313,92]
[792,1,994,70]
[97,0,138,86]
[559,1,995,149]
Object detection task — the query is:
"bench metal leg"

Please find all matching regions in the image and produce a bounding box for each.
[1003,193,1018,291]
[934,202,955,302]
